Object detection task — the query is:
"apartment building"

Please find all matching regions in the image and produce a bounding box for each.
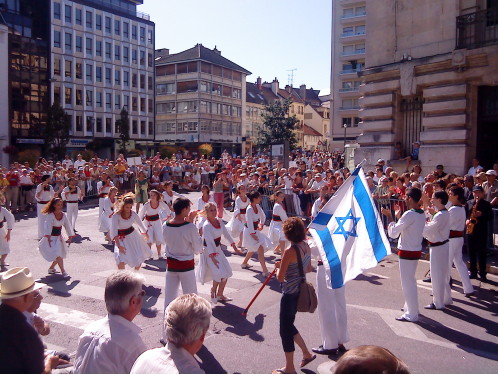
[329,0,366,151]
[155,44,251,157]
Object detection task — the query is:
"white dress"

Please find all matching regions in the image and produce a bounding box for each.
[226,196,249,238]
[0,207,15,255]
[162,190,185,210]
[98,197,116,233]
[138,201,170,245]
[269,202,288,244]
[110,211,152,267]
[38,212,74,262]
[195,195,215,230]
[242,204,271,252]
[196,219,234,284]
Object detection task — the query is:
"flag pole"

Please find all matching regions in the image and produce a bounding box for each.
[241,268,277,316]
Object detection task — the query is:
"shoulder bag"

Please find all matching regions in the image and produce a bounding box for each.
[294,244,318,313]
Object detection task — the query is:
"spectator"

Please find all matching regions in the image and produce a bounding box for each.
[333,345,410,374]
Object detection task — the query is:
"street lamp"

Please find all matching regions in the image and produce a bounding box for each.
[343,122,348,152]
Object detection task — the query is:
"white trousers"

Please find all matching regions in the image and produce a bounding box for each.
[430,244,452,309]
[399,258,419,321]
[163,269,198,312]
[448,237,474,294]
[37,203,46,239]
[98,197,105,228]
[316,265,350,349]
[66,202,79,232]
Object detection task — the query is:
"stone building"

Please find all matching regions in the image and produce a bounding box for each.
[356,0,498,174]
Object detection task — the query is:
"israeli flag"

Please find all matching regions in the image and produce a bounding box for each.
[309,164,389,289]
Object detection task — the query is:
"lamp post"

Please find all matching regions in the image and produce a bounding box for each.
[343,122,347,153]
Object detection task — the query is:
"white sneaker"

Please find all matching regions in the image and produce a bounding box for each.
[48,268,56,274]
[241,264,252,269]
[62,272,70,279]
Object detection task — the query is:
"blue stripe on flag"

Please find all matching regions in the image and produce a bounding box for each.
[313,212,333,226]
[351,166,361,176]
[316,228,344,288]
[353,177,388,261]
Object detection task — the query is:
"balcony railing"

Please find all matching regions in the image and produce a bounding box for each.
[339,87,360,92]
[341,49,365,56]
[339,68,364,75]
[456,8,498,49]
[341,12,366,20]
[339,106,360,110]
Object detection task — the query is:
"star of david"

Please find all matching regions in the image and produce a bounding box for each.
[333,209,361,241]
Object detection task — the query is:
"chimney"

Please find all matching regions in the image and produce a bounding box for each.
[285,85,292,93]
[155,48,170,58]
[213,45,221,55]
[300,84,306,101]
[271,78,279,95]
[257,76,262,90]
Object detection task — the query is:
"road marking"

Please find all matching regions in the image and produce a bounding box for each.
[38,303,102,330]
[365,272,389,279]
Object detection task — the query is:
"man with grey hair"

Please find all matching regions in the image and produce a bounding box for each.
[131,294,211,374]
[73,271,147,374]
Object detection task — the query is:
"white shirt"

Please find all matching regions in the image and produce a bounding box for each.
[62,159,73,169]
[19,175,33,185]
[131,343,204,374]
[423,209,450,244]
[467,165,482,176]
[163,221,202,261]
[73,314,147,374]
[387,209,426,251]
[309,179,326,191]
[448,205,466,232]
[74,159,86,169]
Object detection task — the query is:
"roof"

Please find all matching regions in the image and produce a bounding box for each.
[303,124,323,137]
[278,88,304,103]
[246,82,279,105]
[155,44,251,75]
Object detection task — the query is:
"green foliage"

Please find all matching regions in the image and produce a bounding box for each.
[257,99,298,150]
[127,148,143,157]
[18,149,41,167]
[45,102,70,160]
[78,150,94,161]
[198,143,213,156]
[159,145,176,159]
[115,108,130,156]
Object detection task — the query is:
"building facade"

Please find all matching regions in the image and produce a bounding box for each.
[155,44,250,157]
[304,103,329,150]
[0,23,9,167]
[356,0,498,174]
[329,0,366,151]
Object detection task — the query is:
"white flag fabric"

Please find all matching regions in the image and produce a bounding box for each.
[309,166,389,289]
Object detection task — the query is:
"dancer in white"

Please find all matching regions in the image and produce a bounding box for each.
[38,198,75,279]
[138,190,170,260]
[110,193,151,270]
[240,191,271,277]
[447,186,474,296]
[269,191,289,255]
[162,181,185,212]
[61,177,83,232]
[381,187,426,322]
[0,204,15,269]
[196,203,237,303]
[162,197,202,311]
[422,190,452,310]
[195,185,215,232]
[226,185,249,250]
[35,175,54,240]
[97,173,113,229]
[99,186,118,243]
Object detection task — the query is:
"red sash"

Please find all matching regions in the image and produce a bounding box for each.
[166,257,195,272]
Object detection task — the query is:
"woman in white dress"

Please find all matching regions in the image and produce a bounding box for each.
[196,203,238,303]
[0,204,15,269]
[110,193,151,270]
[162,181,185,212]
[99,187,118,243]
[195,185,215,231]
[38,198,75,279]
[35,175,54,240]
[138,190,171,259]
[269,191,289,255]
[226,185,249,252]
[240,191,271,277]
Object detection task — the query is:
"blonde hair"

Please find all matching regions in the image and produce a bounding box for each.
[115,192,135,216]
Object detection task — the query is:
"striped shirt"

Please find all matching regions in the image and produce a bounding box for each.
[282,247,311,294]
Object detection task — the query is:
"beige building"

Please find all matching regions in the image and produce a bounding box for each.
[329,0,366,151]
[356,0,498,174]
[304,103,329,150]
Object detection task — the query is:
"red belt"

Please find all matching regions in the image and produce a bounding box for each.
[449,230,464,238]
[67,201,78,203]
[240,208,247,214]
[398,250,422,260]
[99,193,107,198]
[428,239,449,247]
[118,227,134,238]
[146,214,160,221]
[38,201,49,204]
[166,257,195,272]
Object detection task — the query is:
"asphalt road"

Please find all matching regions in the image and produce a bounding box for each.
[4,191,498,374]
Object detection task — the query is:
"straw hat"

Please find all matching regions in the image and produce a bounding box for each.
[0,267,44,299]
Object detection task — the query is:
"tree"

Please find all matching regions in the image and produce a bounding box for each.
[257,99,299,150]
[45,101,70,160]
[115,108,130,156]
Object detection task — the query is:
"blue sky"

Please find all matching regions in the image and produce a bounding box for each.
[138,0,331,94]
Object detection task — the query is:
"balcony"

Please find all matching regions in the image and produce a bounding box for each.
[341,12,366,20]
[341,49,365,57]
[340,68,363,75]
[340,32,366,38]
[338,87,360,93]
[339,106,360,111]
[456,8,498,49]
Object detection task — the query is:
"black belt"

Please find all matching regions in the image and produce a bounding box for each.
[245,221,259,230]
[99,193,108,198]
[118,227,134,237]
[272,214,282,222]
[51,226,62,236]
[67,201,79,203]
[38,201,49,204]
[449,230,464,238]
[240,208,247,214]
[428,239,449,247]
[145,214,160,221]
[317,260,323,266]
[203,237,221,247]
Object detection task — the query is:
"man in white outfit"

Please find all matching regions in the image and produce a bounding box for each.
[62,178,83,232]
[382,188,426,322]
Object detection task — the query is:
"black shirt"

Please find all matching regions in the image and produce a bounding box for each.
[0,303,45,374]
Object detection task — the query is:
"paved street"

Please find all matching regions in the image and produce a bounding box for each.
[5,191,498,374]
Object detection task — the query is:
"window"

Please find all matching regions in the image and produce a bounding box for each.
[159,122,176,133]
[200,121,210,132]
[76,36,82,52]
[355,43,365,54]
[115,94,121,109]
[222,86,232,97]
[343,118,352,127]
[201,62,211,74]
[54,31,61,48]
[106,93,112,109]
[65,32,72,52]
[54,2,61,20]
[96,91,102,107]
[105,118,112,133]
[148,99,153,112]
[140,98,145,112]
[65,60,72,77]
[355,6,366,16]
[123,71,129,87]
[223,68,233,80]
[114,20,120,35]
[132,120,138,134]
[177,81,198,93]
[157,83,175,94]
[156,64,175,76]
[123,95,129,110]
[115,70,120,85]
[212,65,222,77]
[177,62,197,74]
[96,66,102,82]
[132,49,137,64]
[105,68,111,84]
[156,102,176,113]
[86,90,93,106]
[54,86,61,103]
[105,17,111,33]
[114,45,120,60]
[148,30,153,44]
[342,45,354,55]
[140,27,145,42]
[343,8,354,18]
[200,101,211,113]
[222,104,230,115]
[75,63,82,79]
[96,118,102,132]
[213,102,221,115]
[233,71,242,81]
[355,25,366,35]
[123,46,129,62]
[232,88,241,99]
[200,81,211,93]
[75,115,82,132]
[212,121,221,134]
[65,4,72,23]
[140,50,145,66]
[354,117,361,127]
[75,8,82,25]
[132,25,137,40]
[76,89,82,105]
[86,11,92,28]
[177,101,198,113]
[342,27,354,36]
[96,14,102,30]
[54,58,61,76]
[132,73,137,88]
[148,53,153,67]
[86,116,93,132]
[86,37,92,55]
[123,22,129,38]
[85,64,92,82]
[132,97,138,111]
[148,121,153,135]
[212,83,221,95]
[105,42,111,59]
[148,76,153,90]
[96,40,102,56]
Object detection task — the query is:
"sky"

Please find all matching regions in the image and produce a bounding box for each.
[138,0,332,95]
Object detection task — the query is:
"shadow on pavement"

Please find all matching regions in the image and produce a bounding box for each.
[212,303,266,342]
[354,273,384,285]
[141,284,162,318]
[44,279,81,297]
[197,345,227,374]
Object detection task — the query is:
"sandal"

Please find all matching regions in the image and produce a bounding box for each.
[210,289,218,304]
[241,263,252,269]
[271,369,297,374]
[218,296,233,302]
[300,354,316,368]
[48,268,56,274]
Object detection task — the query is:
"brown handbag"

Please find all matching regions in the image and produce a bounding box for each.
[294,244,318,313]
